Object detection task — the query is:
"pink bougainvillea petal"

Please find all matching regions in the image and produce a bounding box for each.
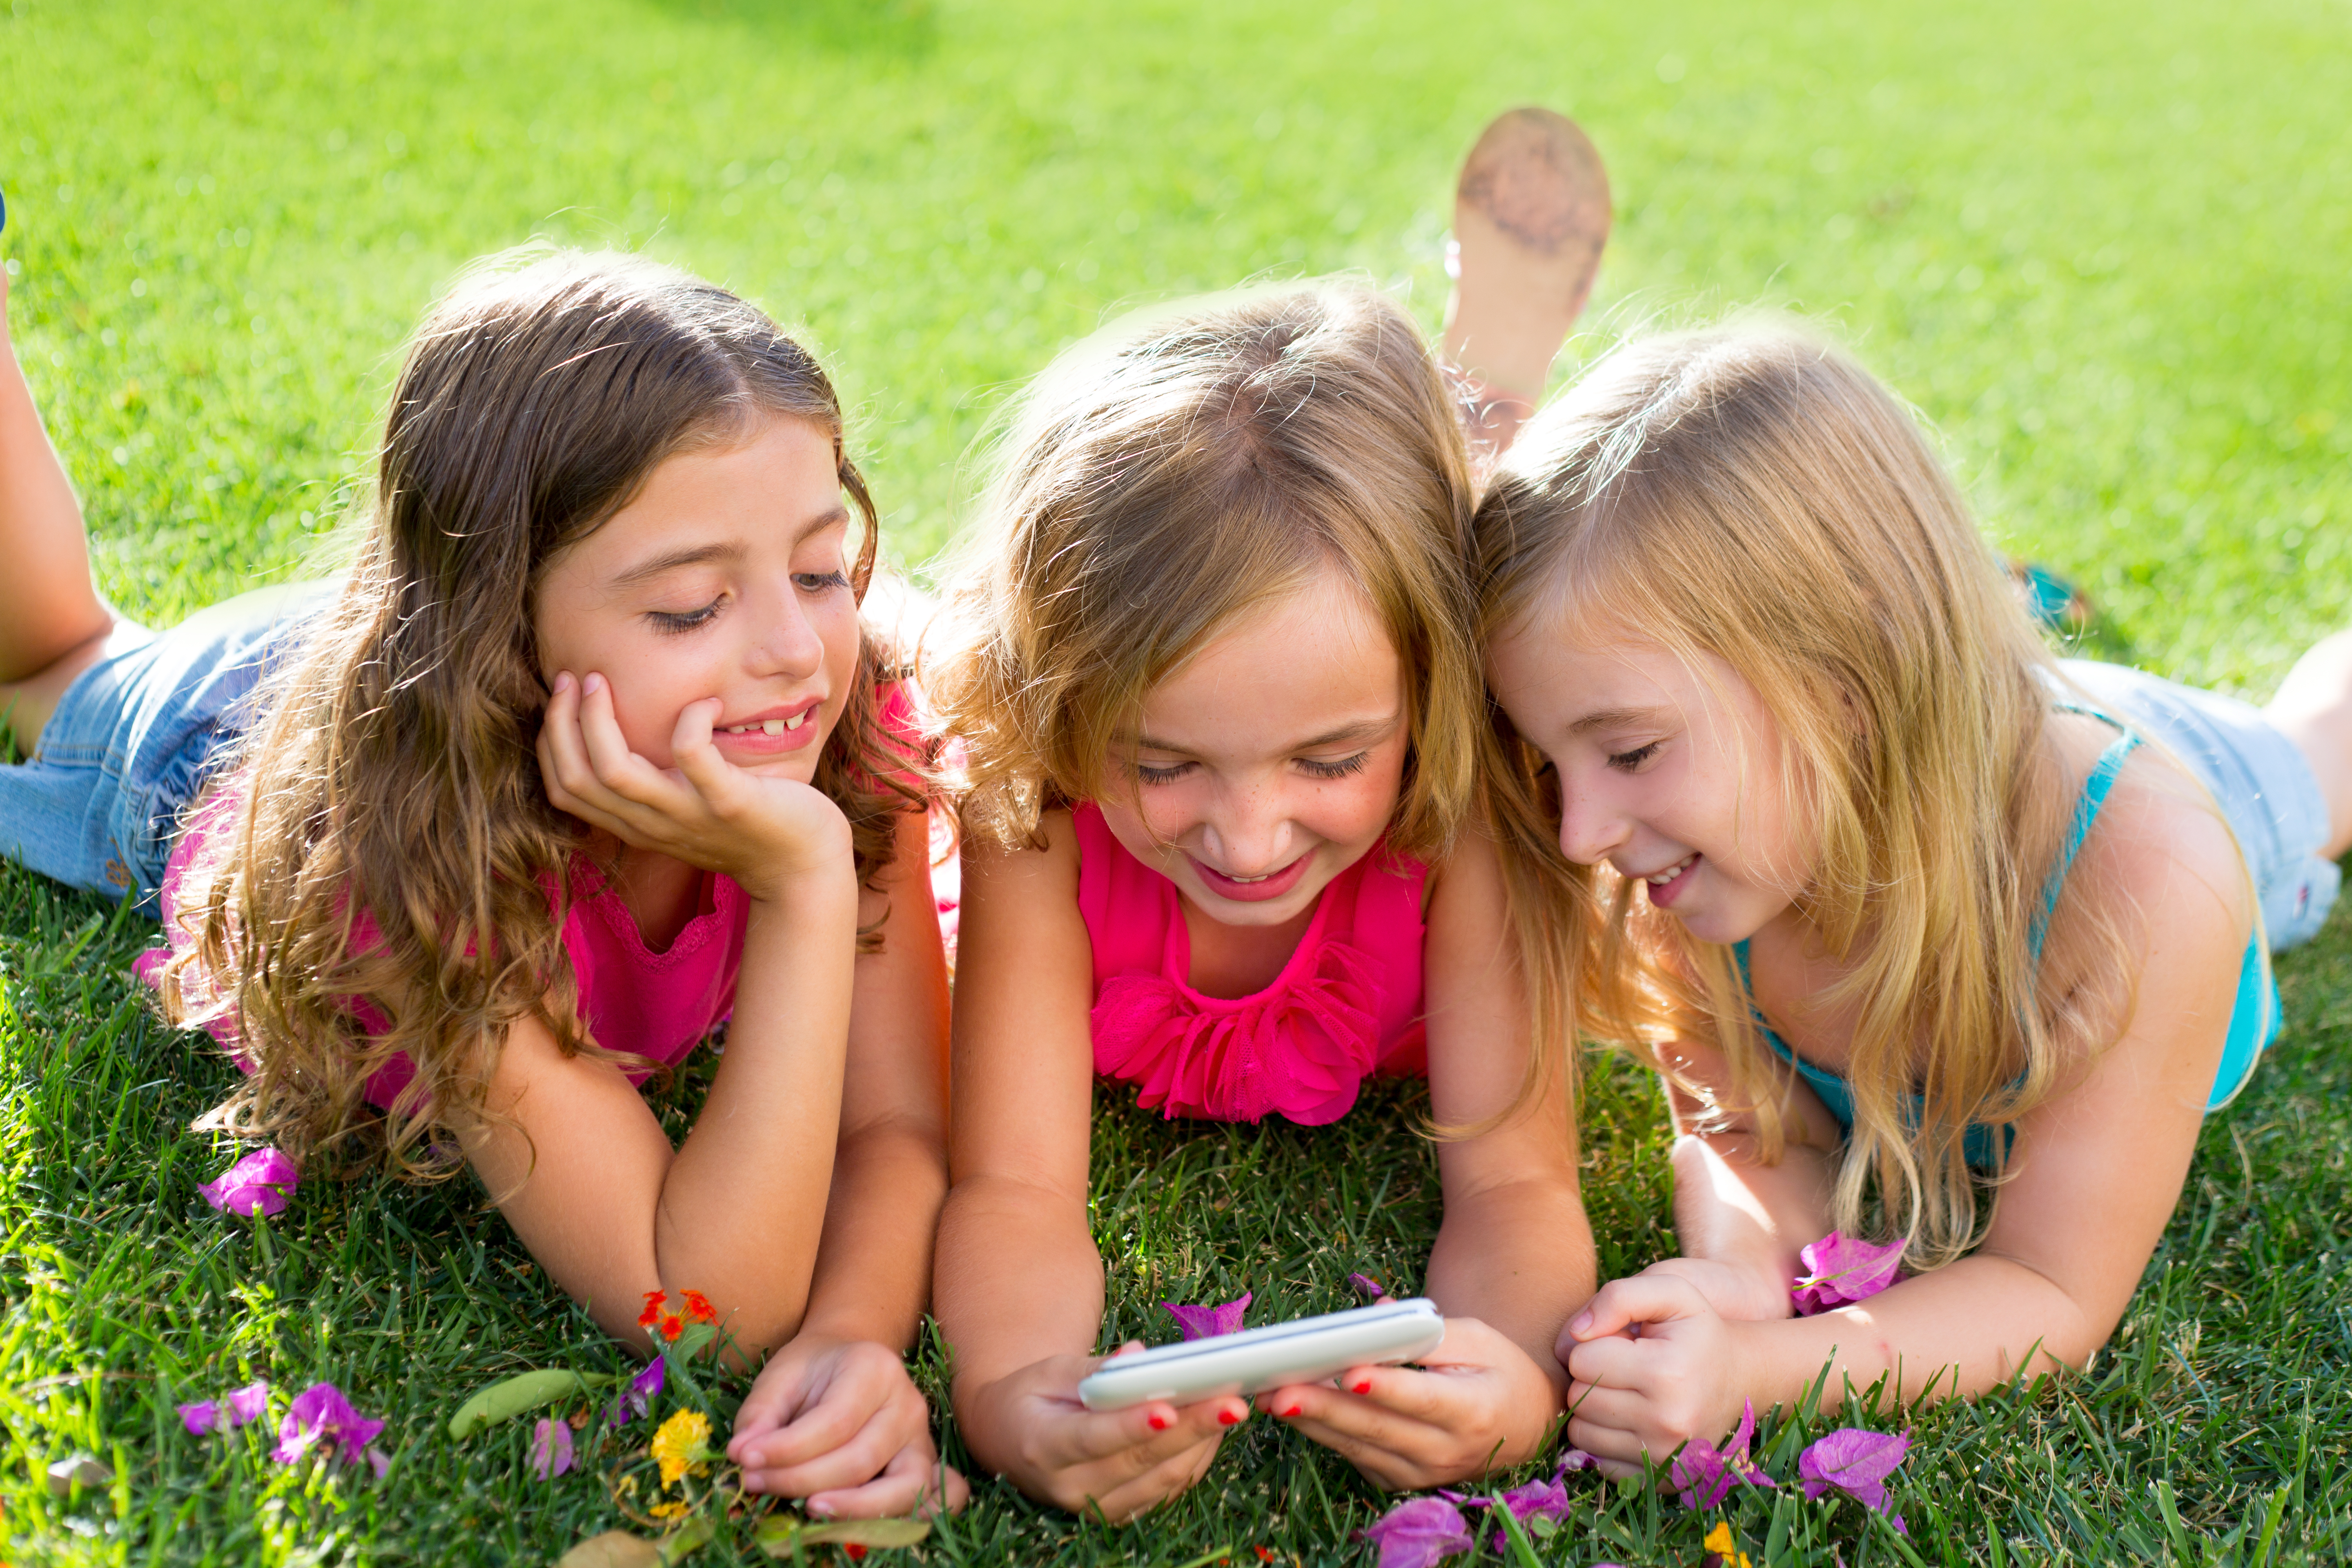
[198,1147,299,1218]
[272,1382,384,1468]
[226,1379,271,1427]
[1799,1427,1911,1528]
[366,1446,392,1481]
[1672,1401,1775,1510]
[1557,1447,1600,1473]
[1348,1273,1386,1300]
[1790,1231,1906,1315]
[177,1401,219,1435]
[1162,1291,1252,1341]
[529,1416,575,1480]
[1356,1496,1474,1568]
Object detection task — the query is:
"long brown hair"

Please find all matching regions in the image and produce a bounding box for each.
[1473,323,2141,1266]
[161,249,918,1180]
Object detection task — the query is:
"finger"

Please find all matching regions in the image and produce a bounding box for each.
[1077,1434,1225,1522]
[1564,1275,1706,1343]
[1564,1334,1651,1392]
[737,1361,915,1471]
[1267,1389,1456,1474]
[1565,1403,1674,1477]
[746,1403,917,1500]
[537,673,598,813]
[804,1443,956,1521]
[668,697,735,800]
[1033,1393,1243,1471]
[727,1356,824,1458]
[577,672,691,815]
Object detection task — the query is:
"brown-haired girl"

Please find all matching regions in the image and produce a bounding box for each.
[0,248,960,1516]
[1475,323,2350,1470]
[924,228,1607,1516]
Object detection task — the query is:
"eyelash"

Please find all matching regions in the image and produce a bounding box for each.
[1607,742,1662,773]
[649,601,722,635]
[1130,752,1370,786]
[647,571,847,635]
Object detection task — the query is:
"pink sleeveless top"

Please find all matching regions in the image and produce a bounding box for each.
[1073,802,1429,1125]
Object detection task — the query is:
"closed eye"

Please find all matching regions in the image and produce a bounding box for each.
[1607,742,1661,773]
[794,570,851,593]
[649,599,724,635]
[1298,752,1369,780]
[1132,760,1193,786]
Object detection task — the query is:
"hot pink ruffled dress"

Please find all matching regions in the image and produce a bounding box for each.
[1073,802,1428,1125]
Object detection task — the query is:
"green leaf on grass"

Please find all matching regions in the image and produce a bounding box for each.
[448,1368,615,1439]
[755,1515,933,1554]
[671,1321,719,1361]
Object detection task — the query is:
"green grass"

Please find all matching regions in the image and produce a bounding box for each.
[3,0,2350,1562]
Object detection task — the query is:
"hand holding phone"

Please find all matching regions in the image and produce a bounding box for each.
[1077,1298,1445,1412]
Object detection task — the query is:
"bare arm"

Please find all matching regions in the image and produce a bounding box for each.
[465,850,858,1353]
[934,813,1245,1517]
[1563,783,2250,1468]
[798,805,954,1353]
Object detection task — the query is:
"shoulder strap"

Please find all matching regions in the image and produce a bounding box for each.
[2029,724,2143,960]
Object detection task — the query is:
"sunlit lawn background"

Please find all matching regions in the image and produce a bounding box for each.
[3,0,2350,1562]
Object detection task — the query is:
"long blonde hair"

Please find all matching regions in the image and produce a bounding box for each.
[162,250,920,1180]
[928,283,1483,863]
[1472,323,2137,1265]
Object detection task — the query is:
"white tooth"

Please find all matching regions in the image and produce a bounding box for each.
[764,718,784,735]
[784,712,805,731]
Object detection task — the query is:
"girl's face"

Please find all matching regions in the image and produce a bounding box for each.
[1097,568,1410,930]
[532,415,861,784]
[1486,619,1816,946]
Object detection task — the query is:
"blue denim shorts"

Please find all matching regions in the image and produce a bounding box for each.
[0,582,334,911]
[2058,659,2341,951]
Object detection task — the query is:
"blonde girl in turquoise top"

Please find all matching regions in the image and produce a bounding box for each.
[1473,323,2349,1470]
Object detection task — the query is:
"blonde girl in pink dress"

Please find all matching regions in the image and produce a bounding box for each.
[924,263,1602,1515]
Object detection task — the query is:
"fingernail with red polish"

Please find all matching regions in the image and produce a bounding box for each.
[1148,1412,1171,1431]
[1351,1379,1372,1395]
[1217,1407,1241,1426]
[1280,1404,1302,1419]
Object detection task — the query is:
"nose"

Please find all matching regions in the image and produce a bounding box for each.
[1555,775,1631,868]
[1198,775,1294,875]
[748,588,826,681]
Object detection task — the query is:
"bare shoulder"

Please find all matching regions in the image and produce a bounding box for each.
[960,806,1080,886]
[1421,812,1508,922]
[2067,715,2251,935]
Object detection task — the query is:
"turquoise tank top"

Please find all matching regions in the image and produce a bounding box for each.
[1733,708,2279,1169]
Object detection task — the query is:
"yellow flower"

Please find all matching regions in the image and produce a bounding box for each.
[650,1409,711,1489]
[1703,1521,1754,1568]
[648,1501,688,1521]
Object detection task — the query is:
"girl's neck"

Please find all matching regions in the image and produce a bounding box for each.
[588,831,708,954]
[1177,892,1319,1000]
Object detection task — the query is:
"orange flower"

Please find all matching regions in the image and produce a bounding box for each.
[638,1290,666,1328]
[657,1312,684,1341]
[843,1546,867,1562]
[682,1289,717,1325]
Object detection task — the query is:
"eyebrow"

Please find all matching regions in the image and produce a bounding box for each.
[608,506,851,590]
[1568,705,1671,735]
[1132,714,1399,755]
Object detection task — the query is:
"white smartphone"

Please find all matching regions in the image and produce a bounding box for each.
[1076,1298,1446,1412]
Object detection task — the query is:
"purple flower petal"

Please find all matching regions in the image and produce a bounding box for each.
[1556,1447,1600,1474]
[272,1382,385,1467]
[366,1446,392,1481]
[225,1379,271,1428]
[529,1416,575,1480]
[1672,1401,1775,1510]
[1798,1427,1911,1515]
[1162,1291,1252,1341]
[198,1147,299,1219]
[1355,1496,1473,1568]
[1790,1231,1906,1316]
[1349,1273,1387,1300]
[177,1401,220,1436]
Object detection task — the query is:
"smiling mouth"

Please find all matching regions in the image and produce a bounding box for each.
[721,714,808,735]
[1643,854,1696,886]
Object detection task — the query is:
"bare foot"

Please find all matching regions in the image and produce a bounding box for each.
[1441,108,1611,462]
